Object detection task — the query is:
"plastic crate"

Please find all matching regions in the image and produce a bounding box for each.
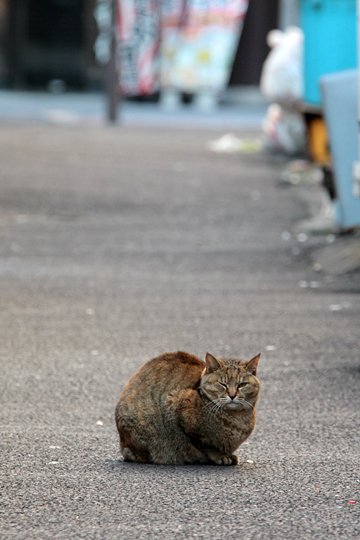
[300,0,357,105]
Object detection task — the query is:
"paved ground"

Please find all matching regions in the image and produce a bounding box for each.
[0,123,359,539]
[0,90,267,130]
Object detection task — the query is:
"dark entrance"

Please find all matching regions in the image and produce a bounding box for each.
[8,0,86,88]
[230,0,279,86]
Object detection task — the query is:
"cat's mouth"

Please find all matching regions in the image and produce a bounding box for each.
[225,401,244,410]
[225,399,252,410]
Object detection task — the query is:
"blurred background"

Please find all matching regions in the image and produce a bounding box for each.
[0,0,281,94]
[0,1,359,234]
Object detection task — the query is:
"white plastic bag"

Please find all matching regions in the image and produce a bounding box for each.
[260,27,303,106]
[262,104,306,155]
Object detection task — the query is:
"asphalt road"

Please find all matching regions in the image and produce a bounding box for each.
[0,124,359,539]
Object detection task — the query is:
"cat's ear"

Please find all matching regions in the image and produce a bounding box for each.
[246,353,261,376]
[205,353,221,373]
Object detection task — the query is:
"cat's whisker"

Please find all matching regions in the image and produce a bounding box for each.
[215,399,228,412]
[215,402,224,414]
[238,398,254,409]
[213,400,225,415]
[207,402,216,414]
[205,400,222,415]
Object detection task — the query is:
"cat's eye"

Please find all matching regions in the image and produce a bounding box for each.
[238,382,248,389]
[219,382,228,389]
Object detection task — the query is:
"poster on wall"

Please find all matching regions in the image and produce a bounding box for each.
[117,0,249,96]
[117,0,162,95]
[161,0,249,94]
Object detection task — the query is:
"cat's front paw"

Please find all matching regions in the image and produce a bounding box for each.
[122,447,137,462]
[220,454,238,466]
[208,452,238,466]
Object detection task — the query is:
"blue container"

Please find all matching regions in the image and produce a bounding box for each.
[300,0,357,105]
[321,70,360,228]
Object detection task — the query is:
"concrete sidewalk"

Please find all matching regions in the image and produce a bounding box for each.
[0,123,359,539]
[0,89,267,129]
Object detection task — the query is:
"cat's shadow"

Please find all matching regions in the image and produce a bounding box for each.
[103,458,260,474]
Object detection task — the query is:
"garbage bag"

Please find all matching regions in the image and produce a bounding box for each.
[260,27,303,106]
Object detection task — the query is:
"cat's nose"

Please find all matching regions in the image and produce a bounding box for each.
[228,394,237,400]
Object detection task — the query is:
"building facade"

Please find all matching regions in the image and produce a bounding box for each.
[0,0,279,91]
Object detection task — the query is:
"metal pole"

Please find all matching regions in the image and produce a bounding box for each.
[279,0,299,30]
[106,0,119,123]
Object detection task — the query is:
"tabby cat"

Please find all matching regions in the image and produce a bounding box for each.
[115,351,261,465]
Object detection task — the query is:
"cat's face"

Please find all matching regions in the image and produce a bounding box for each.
[199,353,260,411]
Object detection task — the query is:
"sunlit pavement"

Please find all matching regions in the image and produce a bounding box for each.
[0,123,359,539]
